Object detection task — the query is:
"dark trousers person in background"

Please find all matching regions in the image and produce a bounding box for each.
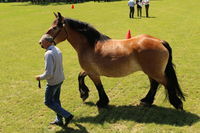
[129,7,135,18]
[136,0,142,18]
[144,0,150,17]
[145,4,149,17]
[137,5,142,18]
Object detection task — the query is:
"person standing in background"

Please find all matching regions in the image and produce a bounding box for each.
[143,0,150,17]
[128,0,135,18]
[136,0,142,18]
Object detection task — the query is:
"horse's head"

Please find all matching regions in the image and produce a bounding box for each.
[39,12,68,45]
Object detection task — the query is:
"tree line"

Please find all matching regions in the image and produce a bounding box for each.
[0,0,89,3]
[0,0,112,4]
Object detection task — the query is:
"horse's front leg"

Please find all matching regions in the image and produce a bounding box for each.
[88,74,109,108]
[78,71,89,101]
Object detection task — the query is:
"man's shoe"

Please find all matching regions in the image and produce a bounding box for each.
[64,115,74,126]
[50,121,64,126]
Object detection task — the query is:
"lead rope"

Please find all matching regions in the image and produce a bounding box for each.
[38,80,41,88]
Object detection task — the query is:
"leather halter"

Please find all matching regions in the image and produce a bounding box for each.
[52,23,68,44]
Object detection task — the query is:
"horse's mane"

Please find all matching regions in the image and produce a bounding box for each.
[64,18,111,46]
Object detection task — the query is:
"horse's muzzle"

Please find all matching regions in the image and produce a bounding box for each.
[38,41,44,48]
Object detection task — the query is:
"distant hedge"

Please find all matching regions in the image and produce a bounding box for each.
[1,0,66,1]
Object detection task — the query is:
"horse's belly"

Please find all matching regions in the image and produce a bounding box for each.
[97,57,142,77]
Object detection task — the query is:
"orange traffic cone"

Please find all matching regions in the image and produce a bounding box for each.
[71,4,74,9]
[126,30,131,39]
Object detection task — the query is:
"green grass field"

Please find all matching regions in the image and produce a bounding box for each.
[0,0,199,132]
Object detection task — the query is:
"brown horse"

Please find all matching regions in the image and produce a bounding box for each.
[39,12,185,110]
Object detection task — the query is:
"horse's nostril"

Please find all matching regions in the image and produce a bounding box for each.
[39,42,41,44]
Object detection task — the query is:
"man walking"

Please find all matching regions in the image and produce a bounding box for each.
[36,34,73,127]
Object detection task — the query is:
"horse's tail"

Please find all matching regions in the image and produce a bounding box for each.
[162,41,185,102]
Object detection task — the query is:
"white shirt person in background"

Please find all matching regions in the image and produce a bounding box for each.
[143,0,150,17]
[128,0,136,18]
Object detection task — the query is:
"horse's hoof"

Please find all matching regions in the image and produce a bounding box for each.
[81,97,87,102]
[81,95,88,102]
[80,91,89,102]
[96,101,108,108]
[177,104,184,111]
[97,106,109,113]
[138,101,152,107]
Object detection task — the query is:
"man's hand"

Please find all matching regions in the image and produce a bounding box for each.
[35,75,40,81]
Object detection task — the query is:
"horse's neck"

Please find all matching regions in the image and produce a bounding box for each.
[66,29,89,53]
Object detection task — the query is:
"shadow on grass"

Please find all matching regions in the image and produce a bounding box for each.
[129,16,156,19]
[56,123,89,133]
[75,102,200,126]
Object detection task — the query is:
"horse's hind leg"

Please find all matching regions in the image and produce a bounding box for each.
[78,71,89,101]
[165,83,183,110]
[88,74,109,108]
[140,77,159,107]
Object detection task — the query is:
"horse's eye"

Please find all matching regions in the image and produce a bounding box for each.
[58,23,63,28]
[53,27,57,30]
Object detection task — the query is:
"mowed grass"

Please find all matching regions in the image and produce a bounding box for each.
[0,0,199,132]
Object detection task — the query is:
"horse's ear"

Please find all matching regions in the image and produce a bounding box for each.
[53,12,58,18]
[57,12,62,23]
[58,12,62,18]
